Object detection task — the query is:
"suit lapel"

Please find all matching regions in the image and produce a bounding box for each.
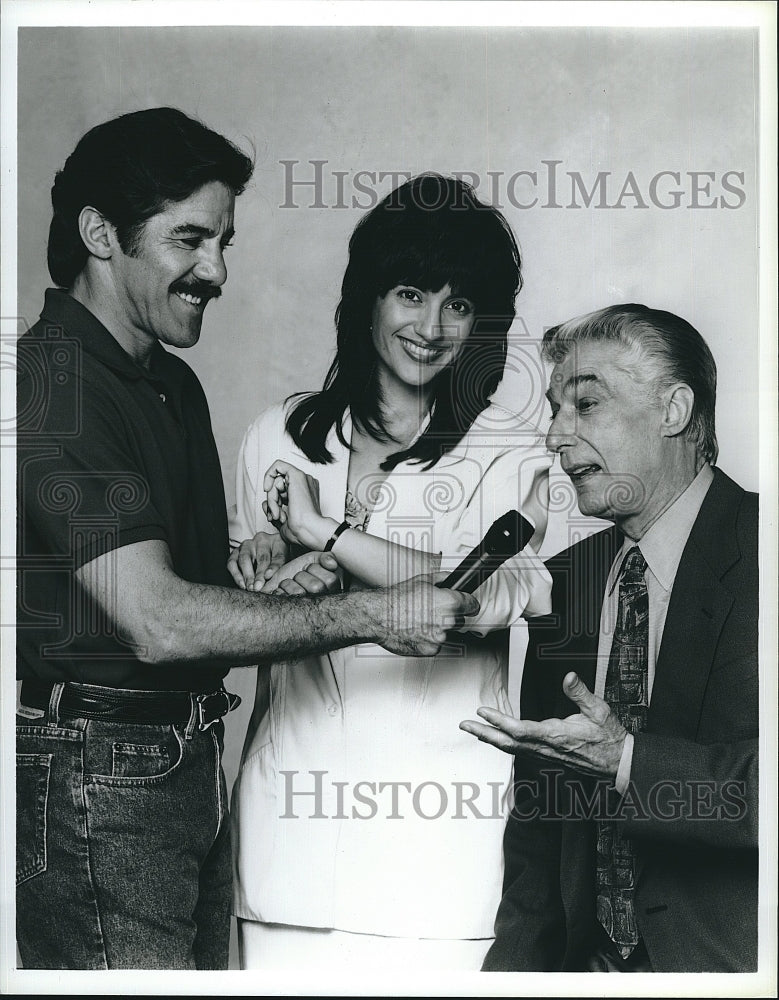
[648,549,734,737]
[648,469,741,737]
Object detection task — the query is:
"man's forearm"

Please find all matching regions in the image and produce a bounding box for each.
[76,539,465,667]
[77,539,386,667]
[144,578,386,667]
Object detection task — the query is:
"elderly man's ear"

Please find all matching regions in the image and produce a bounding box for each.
[661,382,695,438]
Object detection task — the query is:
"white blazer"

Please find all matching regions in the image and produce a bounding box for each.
[230,400,552,939]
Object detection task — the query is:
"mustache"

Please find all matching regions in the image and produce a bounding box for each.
[170,280,222,301]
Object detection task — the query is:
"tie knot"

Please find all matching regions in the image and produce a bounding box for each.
[622,546,647,580]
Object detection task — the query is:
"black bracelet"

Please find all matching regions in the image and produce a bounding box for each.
[323,520,350,552]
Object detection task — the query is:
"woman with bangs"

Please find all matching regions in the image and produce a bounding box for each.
[229,175,552,970]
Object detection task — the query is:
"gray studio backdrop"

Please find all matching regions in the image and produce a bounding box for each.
[17,24,759,937]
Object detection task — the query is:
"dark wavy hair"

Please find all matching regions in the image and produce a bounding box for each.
[286,174,522,470]
[47,107,254,288]
[542,303,718,464]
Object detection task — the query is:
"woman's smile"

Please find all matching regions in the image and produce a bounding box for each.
[396,334,448,364]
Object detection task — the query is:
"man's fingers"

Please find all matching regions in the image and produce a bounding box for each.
[412,638,444,656]
[459,592,480,617]
[459,720,520,754]
[461,718,561,759]
[437,585,479,618]
[474,706,525,738]
[474,707,560,744]
[562,672,609,723]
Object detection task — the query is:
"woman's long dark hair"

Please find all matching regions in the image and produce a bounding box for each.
[286,174,522,470]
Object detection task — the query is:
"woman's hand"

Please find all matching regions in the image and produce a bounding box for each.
[262,460,334,550]
[227,531,288,591]
[261,551,341,596]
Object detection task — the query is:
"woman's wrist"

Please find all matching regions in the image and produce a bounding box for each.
[303,515,339,552]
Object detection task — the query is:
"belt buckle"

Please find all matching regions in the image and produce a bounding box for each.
[196,689,230,731]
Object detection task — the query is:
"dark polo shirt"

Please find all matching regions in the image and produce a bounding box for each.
[17,289,232,691]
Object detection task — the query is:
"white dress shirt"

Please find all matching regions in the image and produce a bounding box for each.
[594,464,715,792]
[229,401,552,939]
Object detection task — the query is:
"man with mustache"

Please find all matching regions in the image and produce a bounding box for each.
[461,304,758,972]
[16,107,476,970]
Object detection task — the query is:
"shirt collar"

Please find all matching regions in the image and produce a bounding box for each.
[608,464,715,593]
[39,287,173,386]
[336,406,432,454]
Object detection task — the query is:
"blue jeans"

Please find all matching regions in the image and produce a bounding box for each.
[16,682,232,969]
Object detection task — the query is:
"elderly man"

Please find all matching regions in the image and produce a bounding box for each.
[461,304,757,972]
[16,107,476,970]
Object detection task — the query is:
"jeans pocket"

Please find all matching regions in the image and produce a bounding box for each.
[112,741,171,778]
[16,753,52,886]
[86,722,185,786]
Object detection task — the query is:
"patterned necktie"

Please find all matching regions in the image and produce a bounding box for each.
[595,545,648,958]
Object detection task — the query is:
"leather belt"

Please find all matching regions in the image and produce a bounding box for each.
[20,679,240,730]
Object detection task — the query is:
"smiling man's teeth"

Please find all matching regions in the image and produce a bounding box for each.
[175,291,203,306]
[570,465,600,478]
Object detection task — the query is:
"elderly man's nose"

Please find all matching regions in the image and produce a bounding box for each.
[546,411,578,452]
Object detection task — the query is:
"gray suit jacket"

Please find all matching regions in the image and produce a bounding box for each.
[484,468,758,972]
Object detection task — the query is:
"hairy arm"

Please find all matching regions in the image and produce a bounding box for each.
[76,539,477,667]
